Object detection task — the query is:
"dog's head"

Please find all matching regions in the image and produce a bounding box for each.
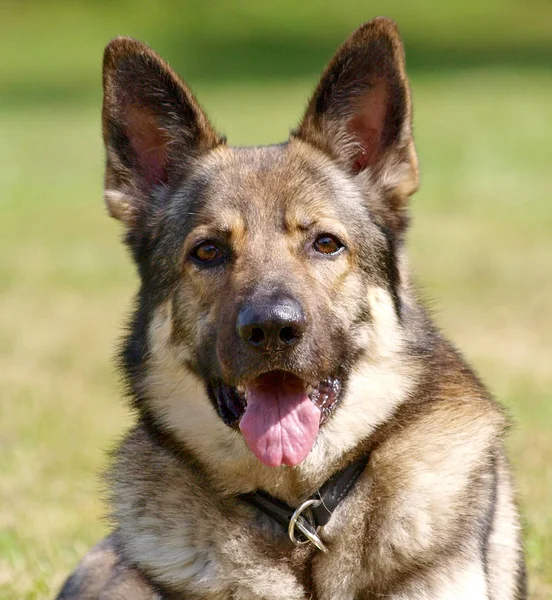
[102,18,419,469]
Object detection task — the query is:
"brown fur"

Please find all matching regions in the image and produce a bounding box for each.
[57,18,525,600]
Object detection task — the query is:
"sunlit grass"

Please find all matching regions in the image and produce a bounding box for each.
[1,71,551,598]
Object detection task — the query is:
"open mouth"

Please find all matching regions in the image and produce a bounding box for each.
[212,371,341,467]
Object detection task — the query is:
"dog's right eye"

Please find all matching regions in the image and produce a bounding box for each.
[312,234,345,256]
[190,242,225,266]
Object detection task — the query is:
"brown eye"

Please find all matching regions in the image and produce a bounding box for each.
[313,234,344,256]
[190,241,224,266]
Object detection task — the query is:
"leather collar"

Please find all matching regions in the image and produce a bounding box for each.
[240,455,369,552]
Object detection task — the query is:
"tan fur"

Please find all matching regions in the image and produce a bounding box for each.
[57,17,525,600]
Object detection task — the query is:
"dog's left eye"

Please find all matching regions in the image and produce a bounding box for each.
[190,242,225,266]
[313,234,344,256]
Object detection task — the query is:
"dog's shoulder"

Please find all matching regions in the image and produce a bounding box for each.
[56,532,158,600]
[387,336,508,472]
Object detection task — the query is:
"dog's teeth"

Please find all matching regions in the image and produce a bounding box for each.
[237,385,245,394]
[306,384,314,395]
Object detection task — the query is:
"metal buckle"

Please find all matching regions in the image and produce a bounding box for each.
[288,499,328,553]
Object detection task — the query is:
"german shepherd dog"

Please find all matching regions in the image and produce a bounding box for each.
[57,18,526,600]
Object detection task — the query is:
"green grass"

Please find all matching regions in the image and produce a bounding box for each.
[1,1,551,598]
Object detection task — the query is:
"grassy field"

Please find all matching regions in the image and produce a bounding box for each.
[1,2,551,598]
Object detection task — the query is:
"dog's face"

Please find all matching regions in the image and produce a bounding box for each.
[102,19,418,469]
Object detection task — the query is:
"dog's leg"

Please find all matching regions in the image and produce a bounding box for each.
[56,532,158,599]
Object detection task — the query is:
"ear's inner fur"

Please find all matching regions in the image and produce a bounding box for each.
[102,37,222,225]
[294,19,418,235]
[122,104,171,185]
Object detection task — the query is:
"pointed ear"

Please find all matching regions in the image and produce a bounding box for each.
[294,18,418,232]
[102,37,223,225]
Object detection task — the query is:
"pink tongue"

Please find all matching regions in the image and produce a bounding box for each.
[239,374,321,467]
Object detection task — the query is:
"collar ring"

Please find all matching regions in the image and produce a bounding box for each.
[288,498,328,553]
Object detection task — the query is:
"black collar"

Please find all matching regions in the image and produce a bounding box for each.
[240,455,369,552]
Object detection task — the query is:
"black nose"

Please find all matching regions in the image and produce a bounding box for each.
[237,296,307,352]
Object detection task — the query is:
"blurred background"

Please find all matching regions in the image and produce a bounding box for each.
[0,1,550,597]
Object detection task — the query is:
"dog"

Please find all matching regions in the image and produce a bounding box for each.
[56,18,526,600]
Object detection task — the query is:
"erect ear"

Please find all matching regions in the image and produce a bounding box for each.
[102,37,223,225]
[294,18,418,233]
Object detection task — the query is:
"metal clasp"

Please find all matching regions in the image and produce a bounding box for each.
[288,499,328,553]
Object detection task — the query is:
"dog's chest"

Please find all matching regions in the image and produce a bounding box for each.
[148,518,366,600]
[113,429,374,600]
[163,540,363,600]
[119,492,367,600]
